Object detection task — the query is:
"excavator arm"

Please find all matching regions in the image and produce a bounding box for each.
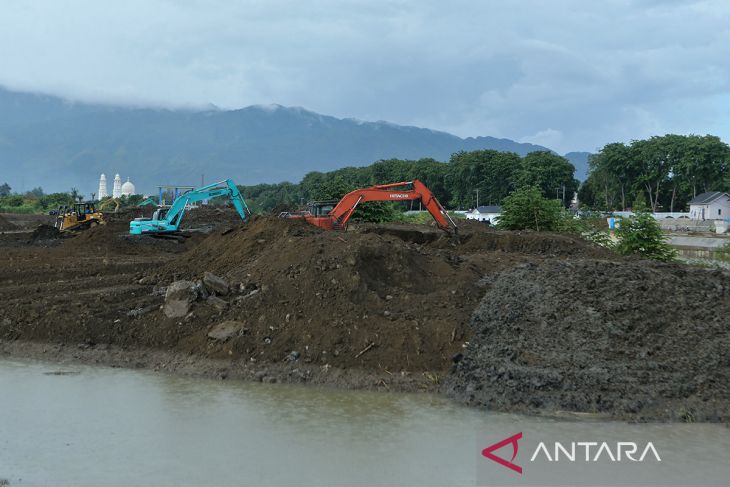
[287,180,456,232]
[130,179,250,235]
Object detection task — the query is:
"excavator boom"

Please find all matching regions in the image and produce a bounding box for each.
[129,179,250,235]
[284,180,456,232]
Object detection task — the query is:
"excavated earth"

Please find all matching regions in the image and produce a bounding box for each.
[445,260,730,422]
[1,208,729,421]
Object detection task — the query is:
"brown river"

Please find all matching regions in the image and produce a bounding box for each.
[1,359,728,486]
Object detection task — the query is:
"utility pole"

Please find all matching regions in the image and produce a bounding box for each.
[475,189,479,209]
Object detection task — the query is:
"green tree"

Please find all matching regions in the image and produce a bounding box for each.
[27,187,45,198]
[615,204,676,262]
[447,150,521,209]
[588,142,636,210]
[497,186,564,231]
[516,151,578,205]
[0,183,11,196]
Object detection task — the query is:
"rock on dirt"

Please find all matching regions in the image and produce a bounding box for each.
[208,320,246,341]
[445,259,730,422]
[164,280,197,318]
[207,295,228,311]
[203,272,229,295]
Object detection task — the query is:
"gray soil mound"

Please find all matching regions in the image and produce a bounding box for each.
[445,259,730,421]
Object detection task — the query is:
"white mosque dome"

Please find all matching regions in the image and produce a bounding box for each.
[121,178,136,196]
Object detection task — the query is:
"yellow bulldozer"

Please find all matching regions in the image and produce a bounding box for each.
[52,202,105,232]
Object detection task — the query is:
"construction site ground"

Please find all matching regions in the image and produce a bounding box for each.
[1,209,728,421]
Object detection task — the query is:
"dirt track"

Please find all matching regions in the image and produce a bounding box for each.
[1,208,729,420]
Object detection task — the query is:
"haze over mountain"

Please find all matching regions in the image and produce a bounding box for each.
[0,87,589,196]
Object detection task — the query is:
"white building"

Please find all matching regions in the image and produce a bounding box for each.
[98,174,108,199]
[112,174,123,198]
[688,192,730,220]
[121,178,136,196]
[465,205,502,224]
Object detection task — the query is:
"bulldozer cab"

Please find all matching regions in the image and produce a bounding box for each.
[75,202,96,221]
[55,201,104,232]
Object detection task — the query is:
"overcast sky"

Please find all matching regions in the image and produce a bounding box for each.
[1,0,729,153]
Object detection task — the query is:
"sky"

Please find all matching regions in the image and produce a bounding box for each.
[1,0,730,153]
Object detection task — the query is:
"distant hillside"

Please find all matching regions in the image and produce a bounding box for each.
[564,151,592,181]
[0,87,567,195]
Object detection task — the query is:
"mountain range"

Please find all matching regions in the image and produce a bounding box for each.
[0,87,590,195]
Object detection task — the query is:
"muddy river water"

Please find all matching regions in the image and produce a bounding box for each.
[1,359,729,486]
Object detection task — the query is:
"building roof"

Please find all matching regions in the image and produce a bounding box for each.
[688,192,729,205]
[473,205,502,213]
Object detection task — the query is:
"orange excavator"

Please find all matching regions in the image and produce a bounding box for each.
[281,180,457,232]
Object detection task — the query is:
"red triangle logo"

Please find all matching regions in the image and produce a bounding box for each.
[481,432,523,474]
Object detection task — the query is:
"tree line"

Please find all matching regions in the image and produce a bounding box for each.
[578,134,730,212]
[3,133,727,217]
[240,150,579,213]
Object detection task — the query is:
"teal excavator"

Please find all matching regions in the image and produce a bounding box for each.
[129,179,250,235]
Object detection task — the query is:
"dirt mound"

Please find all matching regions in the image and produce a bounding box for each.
[181,205,248,230]
[141,216,487,371]
[445,259,730,421]
[29,224,60,243]
[361,221,611,257]
[61,221,199,254]
[0,214,18,231]
[102,207,150,223]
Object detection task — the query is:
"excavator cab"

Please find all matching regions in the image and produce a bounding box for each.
[308,200,338,217]
[151,208,169,221]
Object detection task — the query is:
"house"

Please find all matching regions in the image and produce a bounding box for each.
[688,192,730,220]
[466,205,502,224]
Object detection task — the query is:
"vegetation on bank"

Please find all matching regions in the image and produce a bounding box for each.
[497,188,677,261]
[579,134,730,212]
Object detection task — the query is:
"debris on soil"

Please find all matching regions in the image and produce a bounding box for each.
[164,281,197,318]
[203,271,229,295]
[208,320,246,341]
[445,259,730,422]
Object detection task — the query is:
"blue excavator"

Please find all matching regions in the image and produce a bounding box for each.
[129,179,250,235]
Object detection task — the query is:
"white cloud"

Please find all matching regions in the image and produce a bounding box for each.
[0,0,729,152]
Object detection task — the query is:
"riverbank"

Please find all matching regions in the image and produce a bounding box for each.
[2,212,729,422]
[0,339,437,392]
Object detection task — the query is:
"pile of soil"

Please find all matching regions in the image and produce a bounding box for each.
[180,205,248,230]
[28,224,61,243]
[0,214,18,231]
[62,221,197,254]
[445,259,730,421]
[102,207,150,222]
[141,216,491,372]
